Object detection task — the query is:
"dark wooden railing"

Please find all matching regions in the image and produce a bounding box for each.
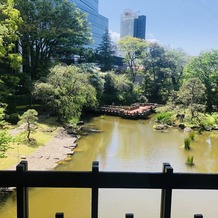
[2,160,218,218]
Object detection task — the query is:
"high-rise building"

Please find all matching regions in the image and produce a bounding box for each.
[134,15,146,39]
[120,10,146,40]
[70,0,108,49]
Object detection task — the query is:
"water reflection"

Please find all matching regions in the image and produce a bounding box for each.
[1,115,218,217]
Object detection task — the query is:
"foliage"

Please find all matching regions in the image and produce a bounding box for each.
[0,104,6,127]
[78,63,104,103]
[96,29,114,72]
[18,109,38,142]
[156,112,172,125]
[184,138,191,150]
[101,72,136,105]
[186,156,194,166]
[184,50,218,112]
[177,78,206,119]
[8,112,20,124]
[199,114,215,129]
[33,64,97,122]
[0,0,22,69]
[142,43,188,103]
[118,36,147,82]
[189,131,195,141]
[15,0,91,80]
[0,130,13,158]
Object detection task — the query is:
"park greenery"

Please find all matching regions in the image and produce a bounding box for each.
[1,0,218,160]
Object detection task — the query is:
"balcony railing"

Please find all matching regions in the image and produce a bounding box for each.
[1,160,217,218]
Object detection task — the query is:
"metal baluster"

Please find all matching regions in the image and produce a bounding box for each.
[92,161,99,218]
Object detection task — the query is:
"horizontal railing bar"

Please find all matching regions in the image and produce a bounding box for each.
[1,171,218,190]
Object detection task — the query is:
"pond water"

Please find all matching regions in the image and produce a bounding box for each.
[1,115,218,217]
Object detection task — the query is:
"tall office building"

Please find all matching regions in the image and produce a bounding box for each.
[120,10,146,40]
[71,0,109,49]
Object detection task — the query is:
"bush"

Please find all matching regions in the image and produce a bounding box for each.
[184,138,191,150]
[156,112,172,125]
[189,132,195,141]
[8,113,20,124]
[186,156,194,166]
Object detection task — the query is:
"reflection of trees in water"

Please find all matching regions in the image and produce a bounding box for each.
[0,191,15,209]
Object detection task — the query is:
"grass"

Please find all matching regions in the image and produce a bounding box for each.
[184,138,191,150]
[0,116,60,170]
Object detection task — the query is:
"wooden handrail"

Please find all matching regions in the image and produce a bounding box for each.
[0,161,214,218]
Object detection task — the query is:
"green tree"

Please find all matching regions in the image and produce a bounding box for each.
[118,36,147,82]
[79,63,104,104]
[102,72,137,105]
[177,78,206,119]
[33,65,97,122]
[0,0,22,69]
[18,109,38,142]
[142,43,187,103]
[15,0,91,80]
[184,50,218,112]
[0,130,12,158]
[96,29,114,72]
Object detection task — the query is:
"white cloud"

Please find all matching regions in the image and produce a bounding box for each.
[147,38,159,43]
[109,30,120,43]
[146,33,159,43]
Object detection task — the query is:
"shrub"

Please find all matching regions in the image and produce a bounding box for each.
[184,138,191,150]
[189,132,195,141]
[156,112,172,125]
[186,156,194,166]
[8,113,20,124]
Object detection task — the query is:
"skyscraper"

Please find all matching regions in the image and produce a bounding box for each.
[120,10,146,40]
[134,15,146,39]
[70,0,108,49]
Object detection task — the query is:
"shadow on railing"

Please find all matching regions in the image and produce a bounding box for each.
[1,160,215,218]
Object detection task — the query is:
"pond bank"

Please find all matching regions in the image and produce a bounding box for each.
[8,128,78,171]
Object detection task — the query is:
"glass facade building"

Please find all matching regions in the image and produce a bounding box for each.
[134,15,146,39]
[120,10,146,40]
[70,0,109,49]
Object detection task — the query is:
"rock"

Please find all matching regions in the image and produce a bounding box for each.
[155,124,167,130]
[184,127,192,132]
[178,123,186,129]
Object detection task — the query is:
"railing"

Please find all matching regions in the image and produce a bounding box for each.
[2,161,218,218]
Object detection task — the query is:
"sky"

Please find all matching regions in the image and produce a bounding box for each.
[99,0,218,56]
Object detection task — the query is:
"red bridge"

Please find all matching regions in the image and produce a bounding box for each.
[95,103,157,119]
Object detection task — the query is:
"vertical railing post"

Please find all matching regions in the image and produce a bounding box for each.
[55,212,64,218]
[160,163,173,218]
[126,213,134,218]
[92,161,99,218]
[194,215,203,218]
[16,161,28,218]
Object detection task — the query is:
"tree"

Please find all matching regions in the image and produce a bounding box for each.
[78,63,104,103]
[0,130,12,158]
[15,0,92,81]
[33,65,97,122]
[0,0,22,70]
[176,78,206,119]
[184,50,218,112]
[118,36,147,82]
[142,43,187,103]
[18,109,38,142]
[102,72,137,105]
[96,29,114,72]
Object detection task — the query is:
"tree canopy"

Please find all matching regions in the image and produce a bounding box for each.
[0,0,22,69]
[34,65,97,122]
[118,36,147,82]
[96,29,114,72]
[15,0,92,80]
[184,50,218,111]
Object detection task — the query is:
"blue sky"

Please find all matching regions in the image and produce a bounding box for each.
[99,0,218,56]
